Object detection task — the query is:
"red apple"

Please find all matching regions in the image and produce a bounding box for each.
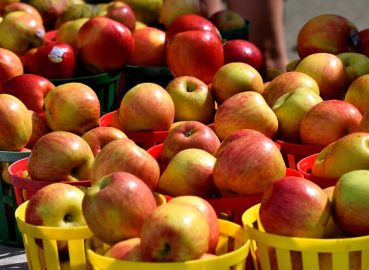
[165,75,216,124]
[128,26,166,67]
[90,138,160,190]
[44,82,100,136]
[344,73,369,114]
[297,14,358,58]
[1,74,55,113]
[300,100,362,147]
[160,120,220,167]
[27,131,95,182]
[209,9,245,32]
[222,39,264,72]
[104,237,143,261]
[358,28,369,57]
[259,176,332,238]
[77,16,134,74]
[166,29,224,84]
[165,13,219,45]
[0,47,23,90]
[212,130,286,196]
[213,91,278,140]
[26,111,49,149]
[82,171,158,245]
[118,82,175,132]
[140,202,209,261]
[22,42,76,79]
[211,62,264,104]
[0,94,32,151]
[295,52,349,100]
[105,1,136,32]
[168,196,219,254]
[81,126,127,157]
[262,71,320,107]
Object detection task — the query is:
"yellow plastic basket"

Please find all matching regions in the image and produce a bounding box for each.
[86,219,250,270]
[242,204,369,270]
[15,201,93,270]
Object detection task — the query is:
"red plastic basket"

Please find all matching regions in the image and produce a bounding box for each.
[147,143,304,225]
[8,157,91,206]
[275,140,325,170]
[296,153,339,188]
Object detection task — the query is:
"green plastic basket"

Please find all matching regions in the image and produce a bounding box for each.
[50,71,124,115]
[0,150,31,247]
[220,20,250,41]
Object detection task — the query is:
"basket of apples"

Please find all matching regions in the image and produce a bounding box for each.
[242,173,369,270]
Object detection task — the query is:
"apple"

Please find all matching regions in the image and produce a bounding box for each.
[344,73,369,114]
[323,186,346,238]
[25,182,86,253]
[165,13,219,45]
[55,2,99,29]
[1,74,55,114]
[160,120,220,167]
[311,132,369,179]
[359,109,369,132]
[27,130,94,182]
[165,75,216,124]
[77,16,134,74]
[211,62,264,104]
[272,87,323,143]
[0,0,19,14]
[44,82,100,136]
[168,195,219,254]
[3,2,43,24]
[337,52,369,84]
[26,111,49,149]
[90,138,160,190]
[0,47,23,90]
[0,11,45,56]
[213,91,278,141]
[104,237,143,261]
[299,100,362,147]
[166,29,224,84]
[358,28,369,57]
[212,129,286,196]
[140,202,209,261]
[332,170,369,236]
[55,18,89,50]
[295,52,349,100]
[209,9,245,32]
[259,176,331,238]
[118,82,175,132]
[0,94,32,151]
[82,171,157,245]
[81,126,127,157]
[23,41,76,79]
[222,39,264,72]
[296,14,358,58]
[262,71,320,107]
[158,148,217,198]
[158,0,206,28]
[128,26,166,67]
[105,1,136,32]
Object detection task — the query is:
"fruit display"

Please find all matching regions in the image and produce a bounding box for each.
[4,2,369,269]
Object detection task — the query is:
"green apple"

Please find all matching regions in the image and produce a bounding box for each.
[158,148,217,198]
[337,52,369,84]
[122,0,163,25]
[55,18,89,50]
[312,132,369,179]
[344,73,369,114]
[332,170,369,236]
[272,87,323,143]
[165,76,215,124]
[211,62,264,104]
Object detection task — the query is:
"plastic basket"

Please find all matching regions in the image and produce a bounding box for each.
[50,70,124,115]
[296,153,338,188]
[242,204,369,270]
[147,143,303,225]
[0,150,31,247]
[8,157,91,206]
[86,218,250,270]
[220,20,250,41]
[275,140,324,170]
[15,201,93,270]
